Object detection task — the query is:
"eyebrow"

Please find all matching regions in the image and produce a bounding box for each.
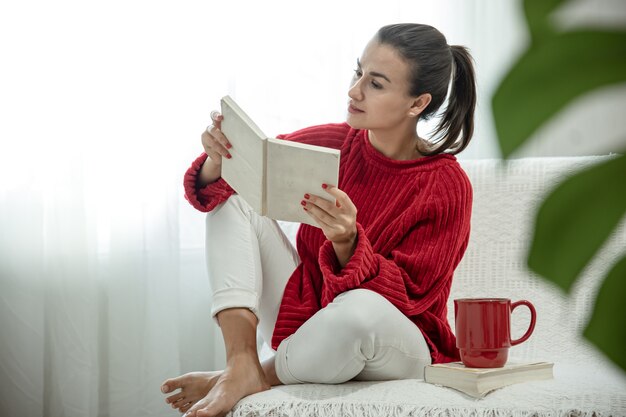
[356,59,392,83]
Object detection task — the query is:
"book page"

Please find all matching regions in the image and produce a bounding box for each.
[266,138,340,227]
[220,96,266,214]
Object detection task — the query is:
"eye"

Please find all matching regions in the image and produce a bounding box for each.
[371,80,382,89]
[353,68,363,78]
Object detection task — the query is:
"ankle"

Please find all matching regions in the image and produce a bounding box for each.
[226,347,259,365]
[217,308,260,361]
[261,356,282,386]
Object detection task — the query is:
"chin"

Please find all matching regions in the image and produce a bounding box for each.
[346,114,367,130]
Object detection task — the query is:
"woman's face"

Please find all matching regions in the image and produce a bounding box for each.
[346,39,418,131]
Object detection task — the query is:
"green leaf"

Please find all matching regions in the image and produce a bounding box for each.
[527,154,626,292]
[492,30,626,158]
[584,255,626,372]
[523,0,568,44]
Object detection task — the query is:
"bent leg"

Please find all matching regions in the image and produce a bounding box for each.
[163,195,298,414]
[205,194,299,344]
[275,289,432,384]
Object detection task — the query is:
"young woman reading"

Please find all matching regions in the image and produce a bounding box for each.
[162,23,476,417]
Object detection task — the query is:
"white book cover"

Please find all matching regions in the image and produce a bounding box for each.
[424,361,554,398]
[220,96,265,214]
[219,96,340,227]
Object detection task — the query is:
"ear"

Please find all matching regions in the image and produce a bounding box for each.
[407,93,432,118]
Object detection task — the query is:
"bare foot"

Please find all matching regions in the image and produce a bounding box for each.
[161,371,222,414]
[184,353,271,417]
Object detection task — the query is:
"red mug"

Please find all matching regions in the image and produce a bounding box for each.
[454,298,536,368]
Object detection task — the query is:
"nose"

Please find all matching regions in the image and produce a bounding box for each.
[348,77,364,101]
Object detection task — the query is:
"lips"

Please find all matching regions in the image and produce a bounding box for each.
[348,104,364,114]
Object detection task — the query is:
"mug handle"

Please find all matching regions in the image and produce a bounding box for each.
[510,300,537,346]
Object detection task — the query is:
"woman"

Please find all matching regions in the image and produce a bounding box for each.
[162,23,476,417]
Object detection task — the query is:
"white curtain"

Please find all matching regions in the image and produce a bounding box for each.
[1,0,623,416]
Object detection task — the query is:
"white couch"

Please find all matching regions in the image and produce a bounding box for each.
[231,156,626,417]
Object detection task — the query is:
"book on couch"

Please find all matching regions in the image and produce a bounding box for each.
[424,361,554,398]
[220,95,341,227]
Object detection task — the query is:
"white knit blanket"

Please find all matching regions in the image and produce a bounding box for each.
[232,363,626,416]
[233,156,626,417]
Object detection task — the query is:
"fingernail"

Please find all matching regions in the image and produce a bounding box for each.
[303,207,308,211]
[226,143,232,149]
[322,183,328,189]
[161,385,168,393]
[304,193,310,199]
[300,200,306,206]
[226,154,232,159]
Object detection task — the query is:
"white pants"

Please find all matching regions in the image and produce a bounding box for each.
[206,195,432,384]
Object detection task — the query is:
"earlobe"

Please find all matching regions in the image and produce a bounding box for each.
[409,93,432,118]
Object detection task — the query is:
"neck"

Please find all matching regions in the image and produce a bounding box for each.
[368,124,423,161]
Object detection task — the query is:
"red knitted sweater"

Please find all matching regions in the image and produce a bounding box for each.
[183,123,472,363]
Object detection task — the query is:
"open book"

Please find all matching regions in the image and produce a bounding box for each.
[424,361,554,398]
[219,96,341,227]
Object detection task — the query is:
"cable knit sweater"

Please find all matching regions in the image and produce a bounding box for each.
[183,123,472,363]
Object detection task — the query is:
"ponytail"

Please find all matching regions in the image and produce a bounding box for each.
[376,24,477,156]
[428,45,476,155]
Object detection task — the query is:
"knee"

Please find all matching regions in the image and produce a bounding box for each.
[205,195,256,237]
[324,289,390,337]
[207,195,250,221]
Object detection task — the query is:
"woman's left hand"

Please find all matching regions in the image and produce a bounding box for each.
[302,184,358,245]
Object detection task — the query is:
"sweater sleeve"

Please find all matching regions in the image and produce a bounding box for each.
[317,172,472,316]
[183,153,235,212]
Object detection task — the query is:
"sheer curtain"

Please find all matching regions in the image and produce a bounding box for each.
[1,0,622,416]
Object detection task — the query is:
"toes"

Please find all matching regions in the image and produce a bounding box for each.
[184,398,209,417]
[171,398,188,411]
[180,402,193,414]
[166,391,186,405]
[197,405,228,417]
[161,375,186,394]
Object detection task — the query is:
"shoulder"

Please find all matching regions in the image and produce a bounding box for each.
[428,156,473,210]
[435,157,472,192]
[276,123,354,149]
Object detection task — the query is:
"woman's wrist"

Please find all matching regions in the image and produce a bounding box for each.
[197,157,222,188]
[332,233,358,269]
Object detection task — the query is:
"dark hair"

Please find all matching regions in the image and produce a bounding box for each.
[376,24,476,156]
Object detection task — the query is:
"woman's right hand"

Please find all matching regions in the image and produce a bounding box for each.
[196,110,232,188]
[202,110,232,166]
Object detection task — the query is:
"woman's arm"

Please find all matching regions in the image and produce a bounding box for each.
[317,174,472,315]
[183,111,237,212]
[196,156,222,188]
[197,111,232,187]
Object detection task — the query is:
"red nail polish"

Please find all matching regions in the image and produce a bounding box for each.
[304,193,310,199]
[303,207,308,211]
[300,200,306,206]
[322,183,328,189]
[226,143,232,149]
[226,154,232,159]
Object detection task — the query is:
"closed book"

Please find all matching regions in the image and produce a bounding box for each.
[424,361,554,398]
[220,95,340,227]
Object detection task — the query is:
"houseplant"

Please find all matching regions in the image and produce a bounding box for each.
[492,0,626,371]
